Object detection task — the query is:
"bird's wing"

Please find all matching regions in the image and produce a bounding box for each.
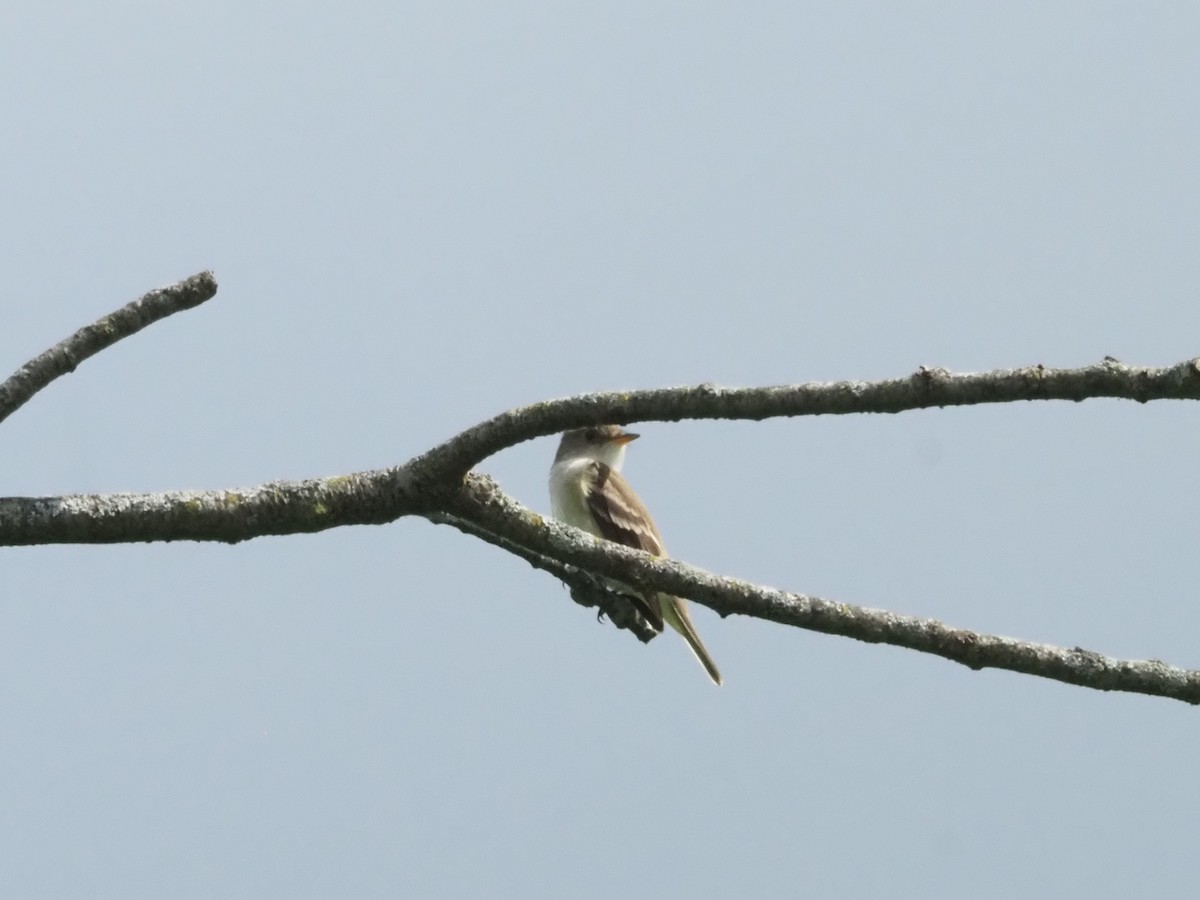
[587,462,722,684]
[584,462,667,631]
[585,463,667,555]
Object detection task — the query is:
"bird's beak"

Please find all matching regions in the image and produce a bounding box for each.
[611,431,639,445]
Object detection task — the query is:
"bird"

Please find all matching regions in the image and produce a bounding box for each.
[548,424,722,685]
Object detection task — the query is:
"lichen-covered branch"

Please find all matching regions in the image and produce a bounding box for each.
[0,271,218,426]
[0,468,422,545]
[444,473,1200,705]
[410,357,1200,481]
[3,273,1200,703]
[427,510,660,641]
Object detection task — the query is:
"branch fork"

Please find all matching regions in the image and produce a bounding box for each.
[3,272,1199,703]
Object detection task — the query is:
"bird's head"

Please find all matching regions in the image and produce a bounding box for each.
[554,424,639,469]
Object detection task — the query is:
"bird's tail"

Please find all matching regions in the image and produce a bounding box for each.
[661,596,722,686]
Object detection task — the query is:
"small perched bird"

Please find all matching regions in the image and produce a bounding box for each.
[548,424,722,685]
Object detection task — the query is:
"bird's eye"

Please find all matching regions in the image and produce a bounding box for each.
[584,427,599,441]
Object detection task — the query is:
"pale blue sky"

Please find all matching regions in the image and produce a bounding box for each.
[3,3,1199,897]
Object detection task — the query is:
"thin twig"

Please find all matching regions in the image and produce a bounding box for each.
[0,271,218,426]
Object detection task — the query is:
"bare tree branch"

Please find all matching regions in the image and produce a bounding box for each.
[427,510,660,641]
[0,469,423,545]
[444,473,1200,705]
[4,274,1200,703]
[0,271,218,426]
[410,357,1200,481]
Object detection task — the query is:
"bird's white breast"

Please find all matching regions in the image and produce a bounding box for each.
[548,459,602,536]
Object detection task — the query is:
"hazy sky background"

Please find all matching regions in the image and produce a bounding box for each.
[3,3,1199,897]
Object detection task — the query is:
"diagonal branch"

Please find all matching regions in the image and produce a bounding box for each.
[444,472,1200,705]
[427,510,660,640]
[0,271,218,426]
